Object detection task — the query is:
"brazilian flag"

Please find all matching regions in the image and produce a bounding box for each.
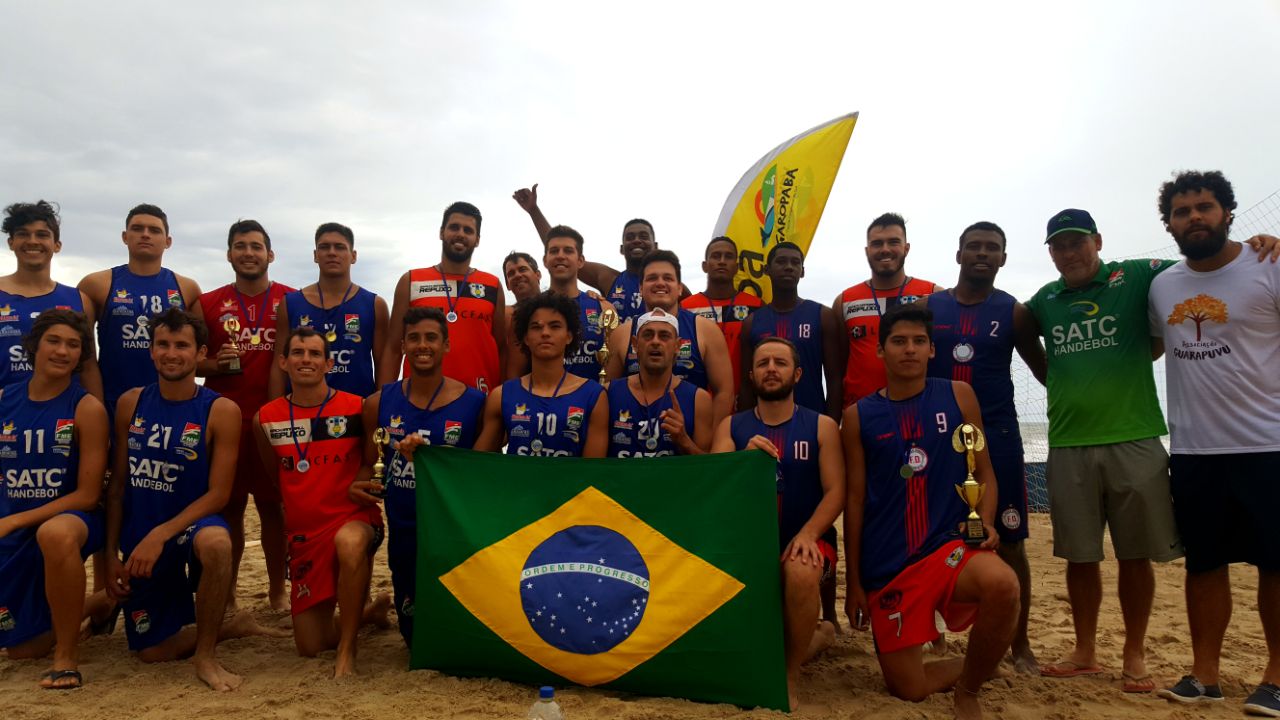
[412,447,788,711]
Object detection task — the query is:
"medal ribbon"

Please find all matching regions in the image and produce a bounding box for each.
[232,282,273,342]
[438,266,472,321]
[287,388,335,470]
[316,282,355,339]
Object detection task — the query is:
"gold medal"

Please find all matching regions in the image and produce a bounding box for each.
[249,331,262,346]
[325,328,338,343]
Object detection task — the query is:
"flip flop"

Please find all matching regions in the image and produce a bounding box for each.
[1123,673,1156,693]
[42,669,83,690]
[1040,660,1105,678]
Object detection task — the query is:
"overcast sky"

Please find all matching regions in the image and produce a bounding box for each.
[4,0,1278,309]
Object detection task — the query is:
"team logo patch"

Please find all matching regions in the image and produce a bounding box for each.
[733,305,750,321]
[180,422,202,448]
[175,447,198,461]
[509,426,530,439]
[1002,508,1022,530]
[1107,268,1126,288]
[0,305,16,322]
[298,314,311,327]
[345,314,360,333]
[519,526,650,654]
[512,403,530,422]
[220,298,237,310]
[166,289,182,307]
[0,326,20,337]
[390,415,403,429]
[566,407,584,431]
[443,420,462,445]
[945,545,966,568]
[129,416,146,435]
[677,339,693,360]
[906,446,929,473]
[113,289,131,303]
[952,342,975,363]
[1149,259,1163,270]
[469,282,487,298]
[326,415,349,438]
[585,308,599,325]
[612,431,631,446]
[0,421,15,443]
[851,325,867,340]
[131,610,151,634]
[54,419,75,445]
[878,589,902,611]
[614,410,632,430]
[0,607,14,631]
[612,285,624,297]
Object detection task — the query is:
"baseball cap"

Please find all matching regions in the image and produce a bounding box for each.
[1045,208,1098,243]
[635,307,679,332]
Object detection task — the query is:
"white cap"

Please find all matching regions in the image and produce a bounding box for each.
[635,307,679,332]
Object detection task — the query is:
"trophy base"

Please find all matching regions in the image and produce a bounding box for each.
[963,518,986,546]
[225,362,242,375]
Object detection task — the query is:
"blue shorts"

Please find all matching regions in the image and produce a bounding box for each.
[122,515,228,651]
[991,445,1029,543]
[0,510,104,648]
[387,524,416,649]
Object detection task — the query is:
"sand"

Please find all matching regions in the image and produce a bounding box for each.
[3,514,1271,719]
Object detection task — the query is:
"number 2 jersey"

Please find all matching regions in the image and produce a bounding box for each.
[855,377,969,591]
[0,284,84,387]
[377,379,485,528]
[926,289,1019,438]
[99,266,186,415]
[121,384,218,554]
[729,405,835,552]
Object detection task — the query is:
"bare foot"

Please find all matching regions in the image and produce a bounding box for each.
[1011,645,1039,675]
[953,686,983,720]
[787,669,801,712]
[804,620,836,663]
[222,609,291,639]
[269,587,290,613]
[333,651,358,679]
[193,656,242,692]
[362,593,393,630]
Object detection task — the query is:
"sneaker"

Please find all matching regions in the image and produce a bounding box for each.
[1244,683,1280,717]
[1156,675,1224,703]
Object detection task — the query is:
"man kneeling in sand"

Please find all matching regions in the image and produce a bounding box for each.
[712,337,843,710]
[106,309,283,691]
[256,327,389,678]
[842,305,1018,719]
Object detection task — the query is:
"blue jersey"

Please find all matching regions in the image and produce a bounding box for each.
[0,284,84,387]
[927,290,1018,436]
[0,381,86,552]
[121,384,218,553]
[565,291,606,380]
[98,266,185,413]
[378,379,485,528]
[730,405,833,551]
[285,287,378,397]
[856,377,969,590]
[624,309,708,390]
[501,377,603,457]
[746,300,827,412]
[606,378,698,457]
[606,270,645,323]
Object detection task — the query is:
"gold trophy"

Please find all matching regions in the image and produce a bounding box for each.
[594,303,621,386]
[222,318,243,374]
[951,423,987,545]
[369,427,390,497]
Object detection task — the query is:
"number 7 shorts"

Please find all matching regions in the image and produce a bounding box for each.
[867,540,985,655]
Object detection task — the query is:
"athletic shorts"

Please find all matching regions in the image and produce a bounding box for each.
[868,540,984,655]
[0,510,103,648]
[990,444,1029,543]
[231,420,280,503]
[387,524,416,648]
[1170,452,1280,574]
[122,515,229,651]
[286,509,383,616]
[1046,438,1182,563]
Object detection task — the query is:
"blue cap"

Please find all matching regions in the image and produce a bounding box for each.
[539,686,555,699]
[1045,208,1098,243]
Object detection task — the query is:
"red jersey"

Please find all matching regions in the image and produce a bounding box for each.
[839,277,936,406]
[199,282,294,419]
[681,291,762,397]
[258,390,367,536]
[407,267,500,393]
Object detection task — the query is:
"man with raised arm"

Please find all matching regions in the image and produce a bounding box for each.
[379,202,504,393]
[843,303,1017,720]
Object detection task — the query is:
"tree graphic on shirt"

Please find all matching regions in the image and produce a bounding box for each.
[1167,294,1228,342]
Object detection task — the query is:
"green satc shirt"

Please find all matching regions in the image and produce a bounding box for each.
[1026,258,1177,447]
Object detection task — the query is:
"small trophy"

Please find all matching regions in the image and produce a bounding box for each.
[222,318,242,374]
[369,427,390,497]
[951,423,987,546]
[594,303,621,386]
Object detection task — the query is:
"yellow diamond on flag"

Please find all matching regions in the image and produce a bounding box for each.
[439,486,745,686]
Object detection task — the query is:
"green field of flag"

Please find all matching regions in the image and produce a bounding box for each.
[411,447,788,710]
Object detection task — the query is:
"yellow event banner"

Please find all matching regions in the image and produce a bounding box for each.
[713,112,858,302]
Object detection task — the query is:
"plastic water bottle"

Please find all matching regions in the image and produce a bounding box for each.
[527,686,564,720]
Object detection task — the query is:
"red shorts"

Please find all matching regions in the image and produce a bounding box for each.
[868,540,986,655]
[231,420,280,503]
[286,509,383,616]
[816,538,837,582]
